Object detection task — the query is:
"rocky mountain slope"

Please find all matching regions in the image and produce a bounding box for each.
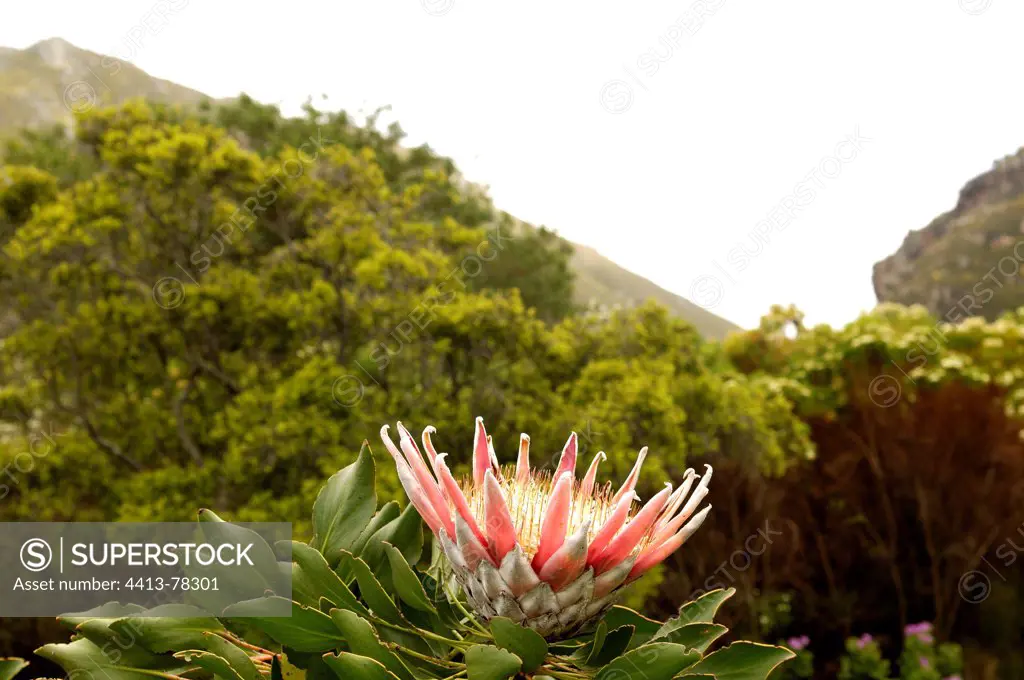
[0,38,208,135]
[0,38,739,338]
[873,148,1024,320]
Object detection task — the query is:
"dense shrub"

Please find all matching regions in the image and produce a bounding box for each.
[694,304,1024,675]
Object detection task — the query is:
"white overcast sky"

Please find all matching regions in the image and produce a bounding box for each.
[4,0,1023,328]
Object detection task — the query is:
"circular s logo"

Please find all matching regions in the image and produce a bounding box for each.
[958,570,991,604]
[20,538,52,572]
[598,80,634,114]
[868,374,901,408]
[690,274,725,309]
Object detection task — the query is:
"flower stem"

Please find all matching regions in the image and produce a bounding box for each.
[544,659,593,678]
[370,615,469,649]
[220,633,273,656]
[542,670,589,680]
[388,643,463,669]
[444,585,490,636]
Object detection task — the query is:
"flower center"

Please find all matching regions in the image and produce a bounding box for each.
[460,465,636,558]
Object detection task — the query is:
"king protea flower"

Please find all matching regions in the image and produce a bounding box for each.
[381,418,712,638]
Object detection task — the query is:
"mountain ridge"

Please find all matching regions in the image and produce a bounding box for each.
[0,37,740,338]
[873,146,1024,320]
[0,37,209,134]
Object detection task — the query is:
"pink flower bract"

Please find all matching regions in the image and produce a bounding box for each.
[381,418,712,637]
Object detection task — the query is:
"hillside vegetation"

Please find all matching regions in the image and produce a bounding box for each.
[0,38,739,337]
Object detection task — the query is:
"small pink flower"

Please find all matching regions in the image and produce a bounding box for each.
[382,419,712,636]
[905,622,934,643]
[786,635,810,650]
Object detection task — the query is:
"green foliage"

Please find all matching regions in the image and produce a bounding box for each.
[838,637,891,680]
[310,443,378,564]
[1,124,97,185]
[684,642,795,679]
[0,165,58,235]
[898,624,963,680]
[36,452,794,680]
[489,616,548,672]
[709,302,1024,650]
[774,625,965,680]
[0,658,27,680]
[196,95,576,322]
[468,220,577,323]
[775,645,813,680]
[725,301,1024,420]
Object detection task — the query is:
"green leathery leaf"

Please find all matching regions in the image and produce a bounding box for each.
[193,510,284,607]
[350,501,401,556]
[573,620,608,666]
[323,653,400,680]
[289,541,369,615]
[312,441,377,564]
[35,639,184,680]
[338,550,404,624]
[328,609,414,680]
[653,622,728,653]
[359,502,424,574]
[197,507,282,580]
[421,573,461,630]
[271,656,287,680]
[587,625,634,667]
[656,588,736,640]
[272,653,310,680]
[465,645,522,680]
[200,632,264,680]
[682,641,795,680]
[601,605,661,648]
[174,651,244,680]
[595,642,701,680]
[0,659,28,680]
[289,559,321,607]
[489,616,548,672]
[108,604,225,653]
[383,543,436,613]
[272,654,299,680]
[58,603,146,630]
[375,625,437,665]
[222,597,343,652]
[400,607,450,657]
[370,623,448,677]
[278,649,333,680]
[71,620,171,668]
[198,508,227,523]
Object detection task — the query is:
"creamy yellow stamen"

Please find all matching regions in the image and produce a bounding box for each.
[460,465,643,557]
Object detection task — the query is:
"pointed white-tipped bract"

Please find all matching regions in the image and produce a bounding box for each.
[381,418,712,638]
